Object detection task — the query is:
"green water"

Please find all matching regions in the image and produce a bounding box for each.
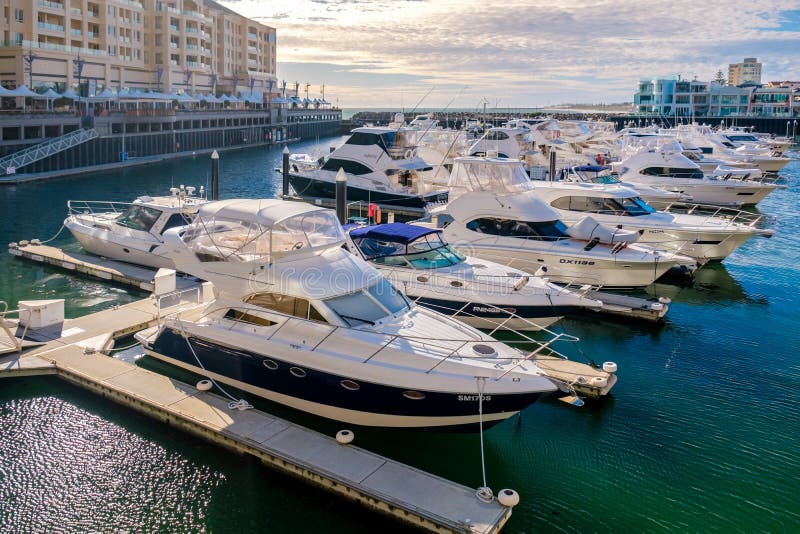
[1,142,799,532]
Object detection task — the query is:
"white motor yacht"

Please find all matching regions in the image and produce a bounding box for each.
[347,222,602,331]
[137,199,566,430]
[64,186,208,269]
[529,180,775,262]
[417,157,697,288]
[612,136,778,206]
[561,164,687,204]
[288,126,449,209]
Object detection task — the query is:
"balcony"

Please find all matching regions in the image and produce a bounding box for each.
[186,44,198,51]
[247,46,257,53]
[38,21,66,32]
[169,42,178,49]
[38,0,65,10]
[185,27,199,34]
[70,8,81,16]
[87,31,99,38]
[169,59,178,66]
[169,24,178,32]
[247,32,257,39]
[70,28,82,36]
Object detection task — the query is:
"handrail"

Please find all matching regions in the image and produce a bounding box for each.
[0,301,25,352]
[166,299,581,377]
[656,201,770,229]
[67,199,133,216]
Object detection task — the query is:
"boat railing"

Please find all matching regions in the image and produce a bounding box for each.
[155,286,203,321]
[68,199,131,217]
[655,201,772,229]
[173,301,581,378]
[0,301,25,353]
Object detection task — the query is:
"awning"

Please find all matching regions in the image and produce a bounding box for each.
[349,223,441,244]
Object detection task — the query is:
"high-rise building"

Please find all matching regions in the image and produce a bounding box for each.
[0,0,276,96]
[728,57,762,86]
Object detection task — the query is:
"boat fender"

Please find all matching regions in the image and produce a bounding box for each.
[197,379,213,391]
[602,361,618,373]
[498,489,520,507]
[650,303,664,311]
[592,376,608,388]
[336,429,355,444]
[8,242,17,249]
[31,238,42,245]
[513,276,529,291]
[19,240,29,247]
[576,375,587,384]
[658,296,671,304]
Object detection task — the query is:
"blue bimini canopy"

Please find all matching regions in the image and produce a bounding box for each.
[349,223,441,244]
[571,165,610,172]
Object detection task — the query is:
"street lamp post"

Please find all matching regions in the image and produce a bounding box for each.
[786,121,790,138]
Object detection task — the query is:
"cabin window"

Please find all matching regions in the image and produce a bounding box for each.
[466,217,569,241]
[345,132,384,146]
[550,196,655,216]
[116,205,163,232]
[244,293,327,322]
[321,157,374,175]
[641,167,704,179]
[224,309,276,327]
[160,213,191,234]
[365,278,409,314]
[485,130,509,141]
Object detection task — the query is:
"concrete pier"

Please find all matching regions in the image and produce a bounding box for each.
[0,295,514,533]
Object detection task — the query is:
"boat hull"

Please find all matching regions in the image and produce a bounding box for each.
[144,328,544,430]
[65,218,175,269]
[637,181,776,207]
[289,173,448,209]
[414,297,586,330]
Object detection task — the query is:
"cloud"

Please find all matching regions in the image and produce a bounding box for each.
[222,0,800,107]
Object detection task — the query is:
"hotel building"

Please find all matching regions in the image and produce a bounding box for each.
[728,57,762,87]
[0,0,276,96]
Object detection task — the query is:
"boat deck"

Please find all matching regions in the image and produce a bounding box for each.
[0,295,513,533]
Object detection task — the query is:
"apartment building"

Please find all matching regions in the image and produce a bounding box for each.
[728,57,762,86]
[0,0,275,96]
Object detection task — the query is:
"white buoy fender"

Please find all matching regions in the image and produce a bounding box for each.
[336,429,354,444]
[602,362,618,373]
[197,379,213,391]
[650,302,664,311]
[498,489,520,507]
[592,376,608,388]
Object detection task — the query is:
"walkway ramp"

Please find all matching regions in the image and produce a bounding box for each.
[0,128,98,175]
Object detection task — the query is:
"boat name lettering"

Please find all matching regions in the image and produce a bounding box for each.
[458,395,492,401]
[473,306,517,314]
[559,259,595,265]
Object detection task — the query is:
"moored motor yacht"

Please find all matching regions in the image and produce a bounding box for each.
[64,186,208,269]
[136,199,572,430]
[612,136,779,206]
[346,222,602,331]
[288,126,449,209]
[528,180,775,262]
[417,157,697,287]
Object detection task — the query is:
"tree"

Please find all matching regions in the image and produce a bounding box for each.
[714,69,727,85]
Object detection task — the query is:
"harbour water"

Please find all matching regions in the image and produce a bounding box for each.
[1,139,799,531]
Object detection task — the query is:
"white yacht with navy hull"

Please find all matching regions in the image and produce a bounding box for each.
[136,199,563,430]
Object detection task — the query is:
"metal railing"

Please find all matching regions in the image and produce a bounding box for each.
[0,128,98,175]
[165,298,581,381]
[0,301,25,353]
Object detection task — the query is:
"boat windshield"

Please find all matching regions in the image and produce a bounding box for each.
[641,166,705,179]
[551,195,656,217]
[356,232,466,269]
[324,279,409,326]
[116,205,163,232]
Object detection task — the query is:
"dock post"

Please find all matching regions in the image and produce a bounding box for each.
[549,147,556,181]
[335,168,347,224]
[282,146,290,197]
[210,150,220,200]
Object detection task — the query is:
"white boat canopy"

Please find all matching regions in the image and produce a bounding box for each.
[447,156,533,200]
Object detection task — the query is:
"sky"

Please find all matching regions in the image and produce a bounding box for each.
[221,0,800,109]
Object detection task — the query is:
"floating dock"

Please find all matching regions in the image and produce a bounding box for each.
[8,242,197,292]
[0,294,513,533]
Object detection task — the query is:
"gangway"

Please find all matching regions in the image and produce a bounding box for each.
[0,128,98,175]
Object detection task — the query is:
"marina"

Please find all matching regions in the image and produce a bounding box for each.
[1,137,798,531]
[1,0,800,529]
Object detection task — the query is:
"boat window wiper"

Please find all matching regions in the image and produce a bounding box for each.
[338,314,376,326]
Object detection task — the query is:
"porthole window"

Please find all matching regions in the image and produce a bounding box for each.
[289,367,306,378]
[340,379,360,391]
[450,280,463,287]
[416,276,429,282]
[262,359,279,370]
[403,390,426,400]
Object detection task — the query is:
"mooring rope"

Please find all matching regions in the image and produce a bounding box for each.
[475,376,494,503]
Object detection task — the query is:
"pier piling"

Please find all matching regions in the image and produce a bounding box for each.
[335,168,347,224]
[549,148,556,181]
[282,146,290,197]
[210,150,220,200]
